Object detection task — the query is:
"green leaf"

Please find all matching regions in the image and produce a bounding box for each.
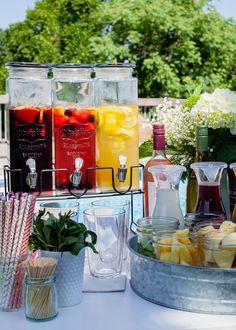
[29,208,97,256]
[62,236,80,246]
[139,140,153,158]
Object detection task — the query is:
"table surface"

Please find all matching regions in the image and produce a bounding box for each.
[2,281,236,330]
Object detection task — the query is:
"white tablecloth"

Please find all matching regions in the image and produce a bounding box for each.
[2,281,236,330]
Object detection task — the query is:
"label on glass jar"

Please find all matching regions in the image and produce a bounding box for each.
[54,108,96,190]
[9,107,52,192]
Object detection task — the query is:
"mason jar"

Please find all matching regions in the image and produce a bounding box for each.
[153,231,198,266]
[201,232,236,268]
[25,275,58,321]
[136,216,179,257]
[6,62,52,192]
[52,64,96,192]
[95,63,139,192]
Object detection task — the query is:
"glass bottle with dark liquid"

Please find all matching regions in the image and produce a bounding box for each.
[230,163,236,220]
[190,162,227,216]
[6,62,52,192]
[186,126,208,213]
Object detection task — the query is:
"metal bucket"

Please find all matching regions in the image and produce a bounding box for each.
[128,236,236,314]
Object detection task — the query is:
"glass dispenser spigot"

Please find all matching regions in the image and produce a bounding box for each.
[116,154,127,183]
[70,157,84,187]
[25,158,37,189]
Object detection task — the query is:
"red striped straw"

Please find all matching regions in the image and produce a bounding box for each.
[0,196,6,256]
[10,194,27,258]
[6,194,36,309]
[20,195,36,256]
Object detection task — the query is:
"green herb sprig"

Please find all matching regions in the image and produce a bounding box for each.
[29,209,98,256]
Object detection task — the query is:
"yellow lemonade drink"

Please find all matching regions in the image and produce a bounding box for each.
[96,105,139,191]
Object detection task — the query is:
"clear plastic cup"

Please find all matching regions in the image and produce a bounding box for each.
[40,200,80,222]
[84,207,125,278]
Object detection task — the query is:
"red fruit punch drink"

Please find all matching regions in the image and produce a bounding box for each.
[54,106,96,190]
[9,106,52,192]
[195,183,226,214]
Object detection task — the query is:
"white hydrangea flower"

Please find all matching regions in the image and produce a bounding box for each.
[147,88,236,168]
[191,88,236,129]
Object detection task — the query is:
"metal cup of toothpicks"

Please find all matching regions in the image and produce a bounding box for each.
[24,257,58,321]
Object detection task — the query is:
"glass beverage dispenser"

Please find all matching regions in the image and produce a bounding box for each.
[95,63,139,192]
[52,64,96,191]
[6,62,52,192]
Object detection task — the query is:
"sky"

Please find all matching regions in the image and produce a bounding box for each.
[0,0,236,30]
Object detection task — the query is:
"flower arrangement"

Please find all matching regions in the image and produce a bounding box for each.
[139,88,236,177]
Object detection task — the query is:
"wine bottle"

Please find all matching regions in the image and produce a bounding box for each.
[186,126,208,213]
[143,124,171,217]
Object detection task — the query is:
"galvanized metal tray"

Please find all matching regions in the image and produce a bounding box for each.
[128,236,236,314]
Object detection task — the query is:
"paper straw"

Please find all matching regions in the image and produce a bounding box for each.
[20,195,36,256]
[0,197,6,256]
[5,195,30,308]
[2,199,16,259]
[1,198,19,308]
[10,195,27,258]
[5,199,14,256]
[13,195,36,309]
[4,198,19,259]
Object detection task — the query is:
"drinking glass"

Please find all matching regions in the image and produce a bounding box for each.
[84,207,125,278]
[91,198,130,239]
[40,200,80,222]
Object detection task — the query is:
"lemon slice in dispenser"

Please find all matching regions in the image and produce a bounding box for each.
[120,106,138,128]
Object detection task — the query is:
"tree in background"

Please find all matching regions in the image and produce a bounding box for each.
[0,0,236,97]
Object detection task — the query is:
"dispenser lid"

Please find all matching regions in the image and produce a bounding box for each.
[52,63,94,69]
[95,63,136,68]
[6,62,49,68]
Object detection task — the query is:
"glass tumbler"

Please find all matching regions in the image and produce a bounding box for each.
[84,207,125,278]
[91,199,130,256]
[40,200,80,221]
